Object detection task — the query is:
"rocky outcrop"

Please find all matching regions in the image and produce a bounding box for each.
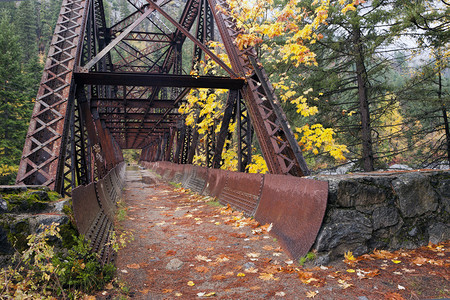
[309,170,450,264]
[0,186,69,266]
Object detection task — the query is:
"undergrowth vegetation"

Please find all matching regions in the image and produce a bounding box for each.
[0,223,125,299]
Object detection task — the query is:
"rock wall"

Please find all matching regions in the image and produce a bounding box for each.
[0,186,70,266]
[309,170,450,264]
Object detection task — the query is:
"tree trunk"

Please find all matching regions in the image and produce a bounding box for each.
[353,26,374,171]
[438,69,450,165]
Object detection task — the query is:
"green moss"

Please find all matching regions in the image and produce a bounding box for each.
[169,181,181,188]
[7,220,31,252]
[298,252,317,266]
[207,199,222,207]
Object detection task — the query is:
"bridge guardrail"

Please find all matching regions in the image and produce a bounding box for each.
[72,162,126,264]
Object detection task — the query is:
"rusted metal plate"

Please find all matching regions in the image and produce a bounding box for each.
[184,166,207,194]
[96,178,116,220]
[219,172,264,216]
[203,168,229,198]
[255,174,328,260]
[72,182,102,236]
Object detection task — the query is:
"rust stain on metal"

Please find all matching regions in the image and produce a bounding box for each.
[219,172,264,216]
[255,174,328,261]
[72,182,101,236]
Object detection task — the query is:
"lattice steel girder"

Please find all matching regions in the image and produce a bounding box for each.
[207,0,310,176]
[17,0,90,188]
[74,72,245,89]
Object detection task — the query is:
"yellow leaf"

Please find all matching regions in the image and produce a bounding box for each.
[392,260,401,264]
[346,269,356,273]
[237,273,246,277]
[344,251,355,261]
[187,281,195,286]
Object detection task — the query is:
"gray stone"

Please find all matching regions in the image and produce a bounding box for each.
[372,207,399,230]
[428,222,450,245]
[0,226,13,254]
[314,253,330,266]
[243,262,256,269]
[50,199,70,213]
[31,214,68,234]
[315,209,372,252]
[166,258,184,271]
[29,191,50,202]
[438,179,450,213]
[393,173,438,217]
[337,177,392,208]
[408,227,418,237]
[0,197,7,213]
[388,164,412,171]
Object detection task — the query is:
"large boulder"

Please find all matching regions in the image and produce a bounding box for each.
[393,173,438,217]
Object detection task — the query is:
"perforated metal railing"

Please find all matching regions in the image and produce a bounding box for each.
[72,163,126,264]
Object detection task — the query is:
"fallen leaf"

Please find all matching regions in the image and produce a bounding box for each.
[285,260,294,265]
[244,267,259,273]
[344,251,356,264]
[175,292,183,297]
[338,279,353,289]
[195,266,210,273]
[397,284,405,290]
[208,236,218,241]
[384,292,405,300]
[212,274,226,280]
[140,289,149,294]
[237,273,246,277]
[275,291,286,297]
[199,292,216,297]
[263,245,274,251]
[392,259,401,264]
[247,252,261,258]
[196,255,212,262]
[127,263,140,269]
[162,289,173,293]
[105,283,114,290]
[411,256,427,266]
[273,252,282,257]
[306,290,318,298]
[166,250,176,256]
[259,272,279,281]
[226,271,234,276]
[187,281,195,286]
[230,232,248,238]
[346,269,356,273]
[216,254,230,262]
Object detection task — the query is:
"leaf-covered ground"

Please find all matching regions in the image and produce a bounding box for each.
[97,167,449,299]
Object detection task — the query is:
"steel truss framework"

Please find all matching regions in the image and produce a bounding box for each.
[17,0,310,196]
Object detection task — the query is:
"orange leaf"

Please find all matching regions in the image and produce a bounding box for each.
[127,263,140,269]
[195,266,210,273]
[166,250,177,256]
[208,236,218,241]
[212,274,227,280]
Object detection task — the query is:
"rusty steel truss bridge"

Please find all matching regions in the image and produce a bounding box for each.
[16,0,327,262]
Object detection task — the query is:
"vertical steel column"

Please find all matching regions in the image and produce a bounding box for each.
[17,0,91,189]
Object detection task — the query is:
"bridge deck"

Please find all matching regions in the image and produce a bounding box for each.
[106,166,449,299]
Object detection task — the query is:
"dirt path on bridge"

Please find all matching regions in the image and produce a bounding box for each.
[97,166,449,299]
